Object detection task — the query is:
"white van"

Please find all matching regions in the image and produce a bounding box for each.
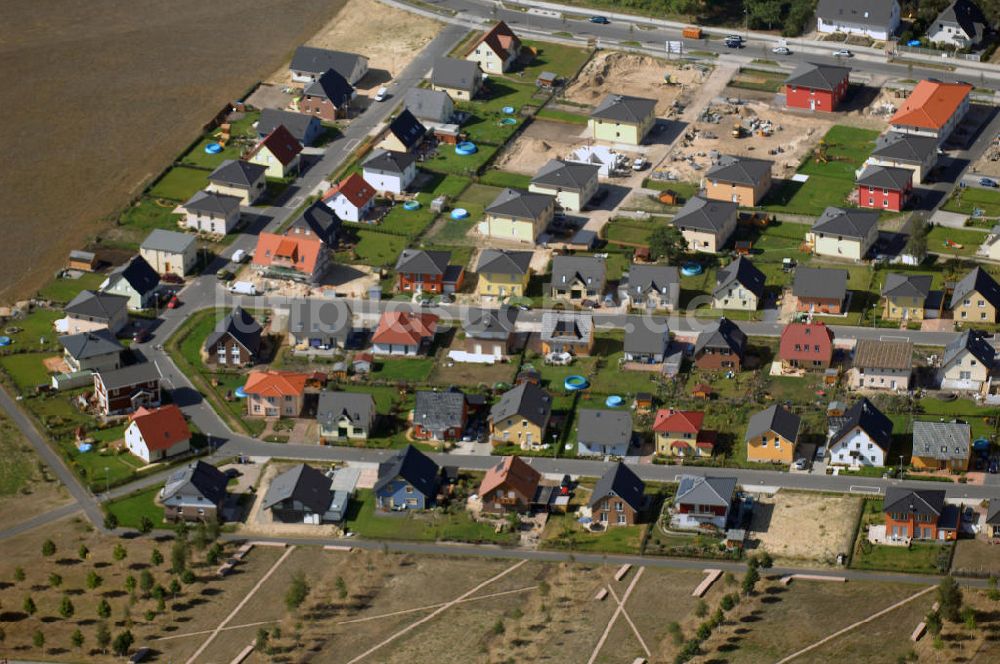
[374,87,389,102]
[231,249,248,263]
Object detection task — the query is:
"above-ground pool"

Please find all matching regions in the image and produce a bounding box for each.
[907,39,922,46]
[0,336,10,347]
[455,141,478,155]
[564,375,589,391]
[450,208,469,220]
[605,395,623,407]
[76,443,92,453]
[502,106,515,114]
[205,142,223,154]
[681,262,703,277]
[234,386,248,399]
[403,200,421,211]
[974,438,991,452]
[499,117,517,126]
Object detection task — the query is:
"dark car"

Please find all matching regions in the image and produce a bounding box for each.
[129,648,152,663]
[979,177,998,188]
[589,16,610,24]
[216,268,235,281]
[725,38,743,48]
[132,327,151,344]
[990,459,999,474]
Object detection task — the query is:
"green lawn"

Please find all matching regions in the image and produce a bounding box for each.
[941,186,1000,217]
[337,230,409,267]
[421,139,500,176]
[370,358,435,382]
[534,107,589,124]
[541,514,646,554]
[423,183,503,246]
[5,308,63,349]
[535,356,599,392]
[926,225,989,258]
[38,272,107,304]
[71,447,146,493]
[477,170,534,189]
[118,196,184,241]
[177,111,260,169]
[728,68,787,93]
[148,166,210,202]
[604,217,656,246]
[0,412,41,496]
[850,499,954,574]
[104,485,166,528]
[517,40,592,80]
[0,353,54,391]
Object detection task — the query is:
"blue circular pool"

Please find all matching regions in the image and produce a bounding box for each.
[455,141,478,155]
[403,200,421,211]
[564,375,589,391]
[450,208,469,220]
[605,395,623,407]
[234,386,247,399]
[499,117,517,126]
[681,262,703,277]
[0,336,11,347]
[502,106,515,114]
[205,142,223,154]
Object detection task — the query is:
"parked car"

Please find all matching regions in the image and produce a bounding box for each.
[791,458,809,471]
[132,327,150,344]
[161,272,184,284]
[166,295,181,309]
[632,156,648,171]
[833,49,854,57]
[726,35,744,43]
[725,38,743,48]
[772,46,791,55]
[589,15,610,24]
[978,177,998,188]
[374,86,390,102]
[231,248,248,263]
[129,648,152,663]
[216,268,235,281]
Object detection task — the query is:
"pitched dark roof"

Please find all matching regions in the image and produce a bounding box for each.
[816,0,897,27]
[141,229,196,255]
[476,249,532,276]
[871,132,939,164]
[403,87,454,121]
[530,159,600,191]
[590,463,645,512]
[856,165,912,190]
[161,461,228,507]
[912,421,971,461]
[550,256,606,289]
[64,290,128,320]
[262,464,333,513]
[465,305,518,339]
[288,299,353,343]
[745,405,801,443]
[882,273,931,299]
[714,257,765,299]
[987,500,1000,525]
[183,190,241,217]
[290,46,367,79]
[385,109,426,150]
[432,57,482,92]
[317,391,375,429]
[373,445,440,497]
[950,266,1000,310]
[58,328,123,360]
[793,267,848,301]
[942,329,995,368]
[577,409,632,447]
[485,188,554,220]
[304,69,354,106]
[626,263,680,297]
[812,206,879,239]
[936,0,988,41]
[883,487,946,518]
[395,249,451,275]
[624,316,669,355]
[249,125,302,166]
[590,94,656,123]
[288,201,341,246]
[675,475,736,508]
[672,196,738,233]
[96,362,160,390]
[785,61,851,91]
[363,149,417,175]
[541,312,593,342]
[413,390,467,433]
[706,155,773,186]
[204,307,262,356]
[257,109,321,144]
[832,398,893,452]
[695,317,747,356]
[107,255,160,296]
[490,382,552,428]
[208,159,267,187]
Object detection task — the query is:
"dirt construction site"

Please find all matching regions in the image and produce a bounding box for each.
[750,490,862,566]
[493,119,594,174]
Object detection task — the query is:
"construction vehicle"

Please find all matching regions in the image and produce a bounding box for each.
[682,26,702,39]
[732,123,745,139]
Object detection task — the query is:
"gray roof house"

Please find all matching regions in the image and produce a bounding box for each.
[64,290,129,333]
[59,328,123,373]
[102,255,160,310]
[714,256,766,305]
[928,0,990,48]
[672,196,739,252]
[784,62,852,91]
[363,149,417,177]
[745,405,801,445]
[431,57,482,96]
[793,267,849,304]
[815,0,901,40]
[812,206,880,238]
[856,165,913,191]
[182,189,242,217]
[485,187,555,222]
[620,263,680,311]
[550,256,606,301]
[912,420,971,468]
[396,249,451,276]
[489,382,552,431]
[869,132,939,183]
[941,328,995,369]
[303,69,355,108]
[373,445,440,510]
[141,229,195,256]
[286,201,341,246]
[624,315,670,364]
[694,317,747,359]
[674,475,737,521]
[589,463,645,513]
[383,109,426,151]
[576,409,633,457]
[412,390,468,440]
[290,46,369,84]
[706,155,773,185]
[590,94,656,124]
[257,108,323,146]
[203,307,262,362]
[287,299,353,349]
[464,305,519,340]
[160,461,228,521]
[529,159,600,211]
[262,464,340,523]
[882,273,932,300]
[403,87,455,123]
[208,159,267,188]
[540,312,594,354]
[950,266,1000,312]
[317,392,376,440]
[476,249,532,278]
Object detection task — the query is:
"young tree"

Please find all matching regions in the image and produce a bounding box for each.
[667,621,684,646]
[694,599,708,617]
[59,595,75,619]
[41,539,56,557]
[285,572,310,611]
[757,551,774,569]
[78,544,89,560]
[70,628,84,651]
[206,543,223,566]
[112,630,134,656]
[32,630,45,649]
[989,576,1000,602]
[336,576,348,601]
[124,575,137,596]
[97,598,112,620]
[962,606,977,630]
[95,622,111,654]
[150,548,164,567]
[140,570,155,597]
[649,224,686,264]
[13,566,25,583]
[938,575,963,622]
[180,569,196,585]
[192,522,209,551]
[48,573,63,588]
[103,513,118,531]
[926,610,942,636]
[86,570,102,590]
[169,578,182,598]
[171,539,189,574]
[151,584,166,602]
[741,566,760,597]
[256,627,270,653]
[138,516,154,535]
[112,543,128,566]
[23,595,37,616]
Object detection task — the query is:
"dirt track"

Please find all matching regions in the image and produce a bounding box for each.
[752,490,861,566]
[563,51,707,114]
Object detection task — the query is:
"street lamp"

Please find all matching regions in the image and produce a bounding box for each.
[104,466,110,496]
[898,455,904,479]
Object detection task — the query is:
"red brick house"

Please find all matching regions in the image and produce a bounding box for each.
[883,488,959,542]
[94,364,161,416]
[693,318,746,371]
[784,62,850,112]
[478,456,542,515]
[590,463,645,527]
[779,322,835,369]
[298,68,354,121]
[856,165,913,212]
[395,249,465,294]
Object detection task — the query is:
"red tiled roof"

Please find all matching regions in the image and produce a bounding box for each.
[779,322,834,362]
[470,21,521,61]
[253,232,324,275]
[243,370,309,398]
[323,173,375,209]
[890,80,972,130]
[372,311,439,346]
[248,125,302,165]
[129,405,190,452]
[479,456,541,499]
[652,409,705,434]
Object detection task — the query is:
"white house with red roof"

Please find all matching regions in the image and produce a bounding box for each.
[653,409,714,458]
[247,125,302,178]
[324,173,376,222]
[125,405,191,463]
[371,311,439,356]
[466,21,522,73]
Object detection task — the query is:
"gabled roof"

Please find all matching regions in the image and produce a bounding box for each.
[288,299,353,343]
[870,132,939,164]
[912,421,971,461]
[414,390,466,432]
[626,263,680,296]
[404,87,453,121]
[882,273,932,299]
[590,94,656,124]
[672,196,738,233]
[941,329,995,368]
[479,455,541,499]
[248,125,302,166]
[476,249,532,276]
[624,316,669,355]
[385,109,426,150]
[714,257,765,299]
[745,405,801,443]
[779,322,835,361]
[652,409,705,434]
[304,68,354,106]
[590,463,644,512]
[464,305,518,339]
[706,155,773,186]
[141,229,196,255]
[490,382,552,428]
[853,338,912,370]
[540,312,593,342]
[432,57,482,92]
[161,461,227,506]
[395,249,451,275]
[694,317,747,356]
[325,173,376,209]
[950,266,1000,309]
[204,307,262,356]
[675,475,736,508]
[530,159,600,191]
[550,255,606,289]
[243,370,309,398]
[363,149,417,175]
[317,391,375,429]
[812,206,879,239]
[470,21,521,61]
[577,409,632,447]
[65,290,128,320]
[253,232,324,275]
[831,398,893,452]
[485,187,554,220]
[106,255,160,297]
[883,487,946,518]
[183,190,242,217]
[816,0,898,27]
[793,267,848,301]
[262,463,333,513]
[290,46,367,79]
[784,61,851,91]
[59,328,123,360]
[372,311,438,346]
[96,362,160,390]
[987,500,1000,525]
[129,405,190,451]
[208,159,267,187]
[257,109,320,144]
[856,165,913,190]
[935,0,988,41]
[287,201,342,246]
[373,445,439,497]
[891,80,972,130]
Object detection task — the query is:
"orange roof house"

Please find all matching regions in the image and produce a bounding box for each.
[323,173,377,222]
[889,80,972,143]
[478,455,542,514]
[652,409,714,458]
[371,311,439,355]
[244,370,310,419]
[125,405,191,462]
[467,21,522,73]
[252,232,327,282]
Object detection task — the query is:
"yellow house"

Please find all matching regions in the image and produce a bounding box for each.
[488,382,552,450]
[950,267,1000,324]
[431,57,482,101]
[317,392,375,442]
[806,207,879,262]
[246,125,302,179]
[881,273,932,321]
[911,421,970,471]
[475,249,532,299]
[588,94,657,146]
[653,409,713,458]
[481,188,555,244]
[673,196,738,254]
[529,159,600,212]
[704,156,773,206]
[745,405,800,465]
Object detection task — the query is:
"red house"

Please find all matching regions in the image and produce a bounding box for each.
[883,488,959,542]
[395,249,465,294]
[779,322,834,369]
[855,165,913,212]
[784,62,850,112]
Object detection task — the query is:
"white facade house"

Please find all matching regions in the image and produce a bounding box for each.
[181,190,242,236]
[362,150,417,196]
[828,426,887,467]
[816,0,900,41]
[124,405,191,464]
